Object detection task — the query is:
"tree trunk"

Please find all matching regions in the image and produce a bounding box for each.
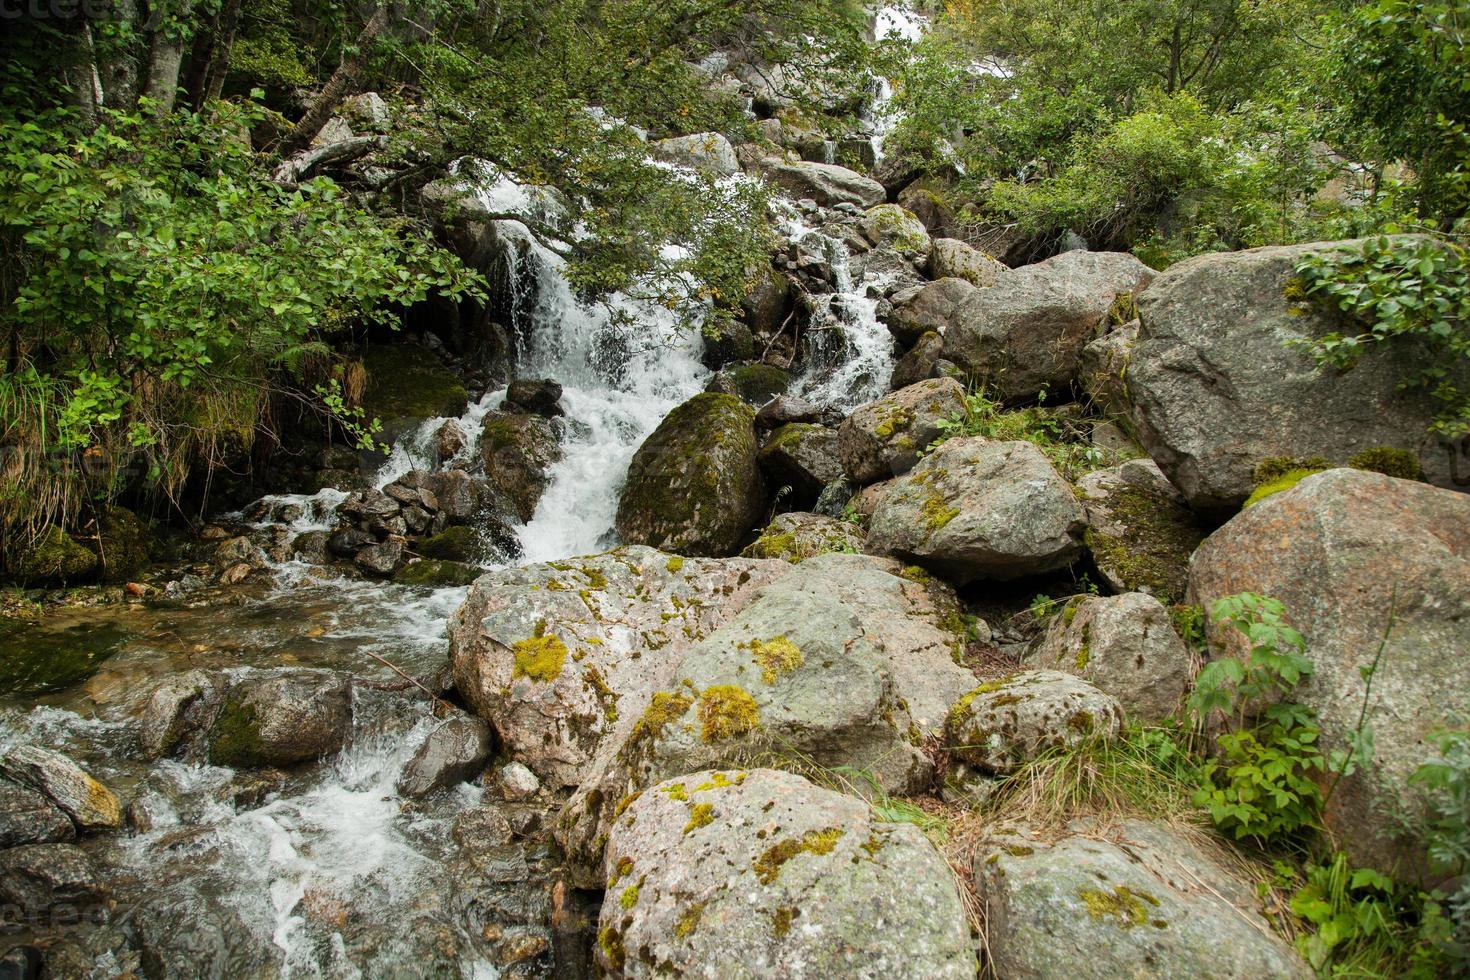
[278,3,392,157]
[96,0,142,109]
[141,0,196,113]
[64,20,103,131]
[185,0,243,110]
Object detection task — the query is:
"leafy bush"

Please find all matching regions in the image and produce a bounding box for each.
[1189,593,1325,842]
[1411,710,1470,969]
[1295,235,1470,437]
[928,387,1111,479]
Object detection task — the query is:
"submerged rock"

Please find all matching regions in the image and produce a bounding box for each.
[596,768,973,978]
[866,438,1085,584]
[1029,593,1192,723]
[836,378,966,485]
[1189,469,1470,877]
[206,670,352,768]
[615,393,766,557]
[974,821,1309,979]
[0,843,109,917]
[0,744,121,830]
[945,671,1122,775]
[1125,239,1462,512]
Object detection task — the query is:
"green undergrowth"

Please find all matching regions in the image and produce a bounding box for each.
[928,387,1123,481]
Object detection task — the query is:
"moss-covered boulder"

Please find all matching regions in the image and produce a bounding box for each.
[361,341,469,427]
[945,670,1121,775]
[9,526,99,586]
[89,505,152,580]
[480,410,561,522]
[974,821,1310,979]
[415,525,486,563]
[1077,459,1206,604]
[757,423,842,507]
[857,204,932,262]
[699,317,756,370]
[741,512,864,563]
[867,438,1086,584]
[393,558,482,587]
[615,393,767,557]
[207,670,351,768]
[596,768,974,978]
[1028,593,1192,723]
[705,363,791,406]
[837,378,967,485]
[928,238,1008,286]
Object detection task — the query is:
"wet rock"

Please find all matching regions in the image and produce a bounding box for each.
[741,512,865,563]
[935,250,1153,401]
[1077,459,1205,603]
[595,768,973,978]
[866,437,1086,584]
[857,203,931,262]
[133,880,281,979]
[0,745,121,830]
[974,821,1309,979]
[494,762,541,801]
[360,341,469,431]
[449,548,788,788]
[704,363,791,406]
[615,392,766,557]
[339,488,401,524]
[354,537,406,577]
[837,378,966,484]
[0,844,108,917]
[481,411,562,522]
[393,558,482,587]
[211,535,262,570]
[0,777,75,847]
[433,419,468,463]
[754,395,835,430]
[139,669,227,760]
[1189,469,1470,877]
[416,525,487,563]
[452,805,515,852]
[739,263,793,336]
[890,330,944,389]
[766,160,886,208]
[207,670,352,768]
[812,476,859,519]
[424,470,493,523]
[504,378,564,418]
[757,423,842,506]
[651,132,740,175]
[928,237,1008,286]
[945,670,1122,774]
[291,530,331,565]
[326,526,376,558]
[398,713,493,797]
[9,526,99,585]
[216,562,255,585]
[699,318,756,370]
[1029,594,1192,723]
[1126,239,1462,512]
[561,554,976,873]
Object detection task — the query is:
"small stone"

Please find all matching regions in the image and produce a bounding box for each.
[0,777,76,847]
[0,745,121,830]
[494,761,540,801]
[397,714,493,798]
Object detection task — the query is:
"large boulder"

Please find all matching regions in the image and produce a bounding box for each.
[945,671,1122,774]
[480,410,561,522]
[928,238,1008,287]
[1126,240,1462,513]
[836,378,966,485]
[888,251,1152,402]
[559,554,977,875]
[651,133,740,175]
[206,670,352,768]
[974,820,1309,979]
[765,161,886,208]
[741,513,865,563]
[857,204,932,262]
[596,768,974,978]
[1189,469,1470,878]
[1029,593,1192,723]
[886,278,973,348]
[1076,458,1206,604]
[0,745,121,830]
[616,393,767,556]
[757,424,842,506]
[450,548,788,788]
[866,438,1086,584]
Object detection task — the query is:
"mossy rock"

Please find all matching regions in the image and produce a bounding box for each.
[9,527,100,586]
[90,506,152,581]
[393,559,482,587]
[1077,460,1207,605]
[361,342,469,424]
[416,525,486,564]
[706,363,791,407]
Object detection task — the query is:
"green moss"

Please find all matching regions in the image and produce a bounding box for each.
[1244,468,1324,507]
[1081,482,1204,604]
[684,802,715,833]
[619,877,643,909]
[753,828,846,884]
[608,856,635,887]
[1079,885,1161,929]
[208,695,264,767]
[361,342,468,421]
[416,525,485,563]
[772,906,797,937]
[661,782,689,802]
[1253,455,1329,485]
[1347,446,1423,480]
[899,566,931,583]
[666,556,685,573]
[674,902,706,939]
[873,405,913,440]
[693,771,744,792]
[614,791,642,817]
[11,526,99,585]
[698,685,760,743]
[393,559,481,587]
[598,925,626,970]
[511,634,568,682]
[921,494,959,530]
[742,636,804,684]
[634,690,695,741]
[1068,710,1096,732]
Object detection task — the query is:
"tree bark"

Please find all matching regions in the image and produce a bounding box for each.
[141,0,196,113]
[95,0,142,109]
[64,20,103,131]
[278,2,393,157]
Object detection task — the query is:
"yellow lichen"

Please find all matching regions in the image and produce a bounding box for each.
[511,634,568,682]
[684,802,715,834]
[674,902,706,939]
[634,690,694,740]
[742,635,804,684]
[1079,885,1161,928]
[698,685,760,743]
[666,556,685,573]
[753,828,845,884]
